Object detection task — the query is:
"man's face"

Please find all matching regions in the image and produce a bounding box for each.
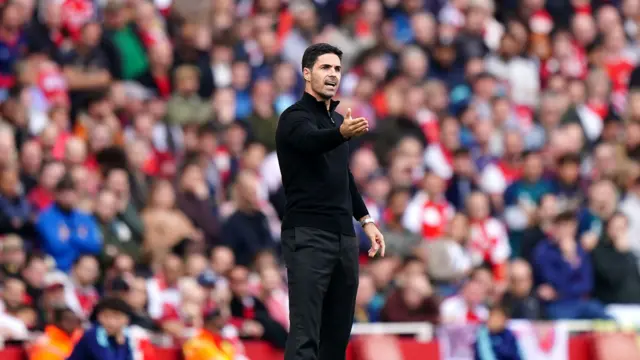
[305,53,341,100]
[74,258,99,286]
[4,279,25,309]
[211,247,235,275]
[57,189,78,209]
[106,170,130,198]
[454,154,474,176]
[463,280,487,306]
[229,268,249,297]
[590,181,618,218]
[487,309,507,332]
[82,23,102,48]
[23,259,47,287]
[553,220,577,240]
[4,244,25,267]
[60,311,80,334]
[45,286,66,306]
[98,309,129,336]
[523,154,543,181]
[559,162,579,183]
[96,191,117,222]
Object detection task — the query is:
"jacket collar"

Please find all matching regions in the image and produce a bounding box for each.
[301,92,340,113]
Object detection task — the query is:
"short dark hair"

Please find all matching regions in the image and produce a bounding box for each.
[553,210,577,224]
[93,297,132,319]
[301,43,343,72]
[52,306,76,323]
[198,122,219,138]
[489,302,511,318]
[386,186,411,204]
[55,174,76,192]
[454,148,471,158]
[523,150,542,160]
[557,153,581,166]
[73,254,98,268]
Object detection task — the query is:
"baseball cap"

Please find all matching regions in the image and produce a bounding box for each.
[111,276,131,292]
[197,270,217,289]
[44,271,67,291]
[202,307,222,322]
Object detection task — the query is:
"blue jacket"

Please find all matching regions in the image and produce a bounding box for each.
[36,205,102,272]
[474,326,522,360]
[532,238,593,302]
[67,326,133,360]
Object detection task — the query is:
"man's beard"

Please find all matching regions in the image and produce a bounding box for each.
[312,75,339,100]
[314,85,333,100]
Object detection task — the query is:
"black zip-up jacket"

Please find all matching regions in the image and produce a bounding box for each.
[275,92,369,236]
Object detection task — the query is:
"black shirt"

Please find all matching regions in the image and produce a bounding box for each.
[275,92,369,236]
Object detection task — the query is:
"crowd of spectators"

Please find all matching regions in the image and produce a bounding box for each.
[2,0,640,356]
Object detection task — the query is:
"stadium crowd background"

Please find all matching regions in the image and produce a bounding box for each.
[1,0,640,356]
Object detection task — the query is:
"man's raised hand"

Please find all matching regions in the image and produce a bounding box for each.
[340,108,369,138]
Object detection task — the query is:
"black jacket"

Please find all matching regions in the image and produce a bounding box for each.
[275,92,369,235]
[592,240,640,304]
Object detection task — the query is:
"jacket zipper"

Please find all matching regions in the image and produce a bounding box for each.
[328,111,335,125]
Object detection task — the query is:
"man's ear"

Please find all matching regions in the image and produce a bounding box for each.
[303,68,311,82]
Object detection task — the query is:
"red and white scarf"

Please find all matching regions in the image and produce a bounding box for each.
[468,218,510,280]
[421,198,454,241]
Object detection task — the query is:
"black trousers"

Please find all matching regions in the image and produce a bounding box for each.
[281,226,359,360]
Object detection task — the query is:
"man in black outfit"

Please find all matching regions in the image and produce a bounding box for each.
[276,43,386,360]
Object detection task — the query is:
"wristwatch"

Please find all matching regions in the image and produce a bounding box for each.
[360,218,375,227]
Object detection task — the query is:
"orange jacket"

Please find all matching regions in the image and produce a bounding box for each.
[29,326,83,360]
[183,329,235,360]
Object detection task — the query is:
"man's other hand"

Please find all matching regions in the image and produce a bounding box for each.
[340,108,369,138]
[363,222,385,257]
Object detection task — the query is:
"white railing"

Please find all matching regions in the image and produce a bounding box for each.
[20,320,638,348]
[348,319,640,343]
[351,322,434,342]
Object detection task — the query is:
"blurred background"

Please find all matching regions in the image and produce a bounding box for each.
[0,0,640,358]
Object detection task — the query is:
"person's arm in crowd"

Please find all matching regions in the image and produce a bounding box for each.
[532,244,571,295]
[565,250,594,298]
[503,185,531,231]
[69,215,103,254]
[349,171,369,221]
[276,109,346,154]
[62,66,112,90]
[120,204,145,241]
[35,211,68,256]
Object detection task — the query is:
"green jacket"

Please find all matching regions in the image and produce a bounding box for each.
[165,94,213,126]
[247,112,279,151]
